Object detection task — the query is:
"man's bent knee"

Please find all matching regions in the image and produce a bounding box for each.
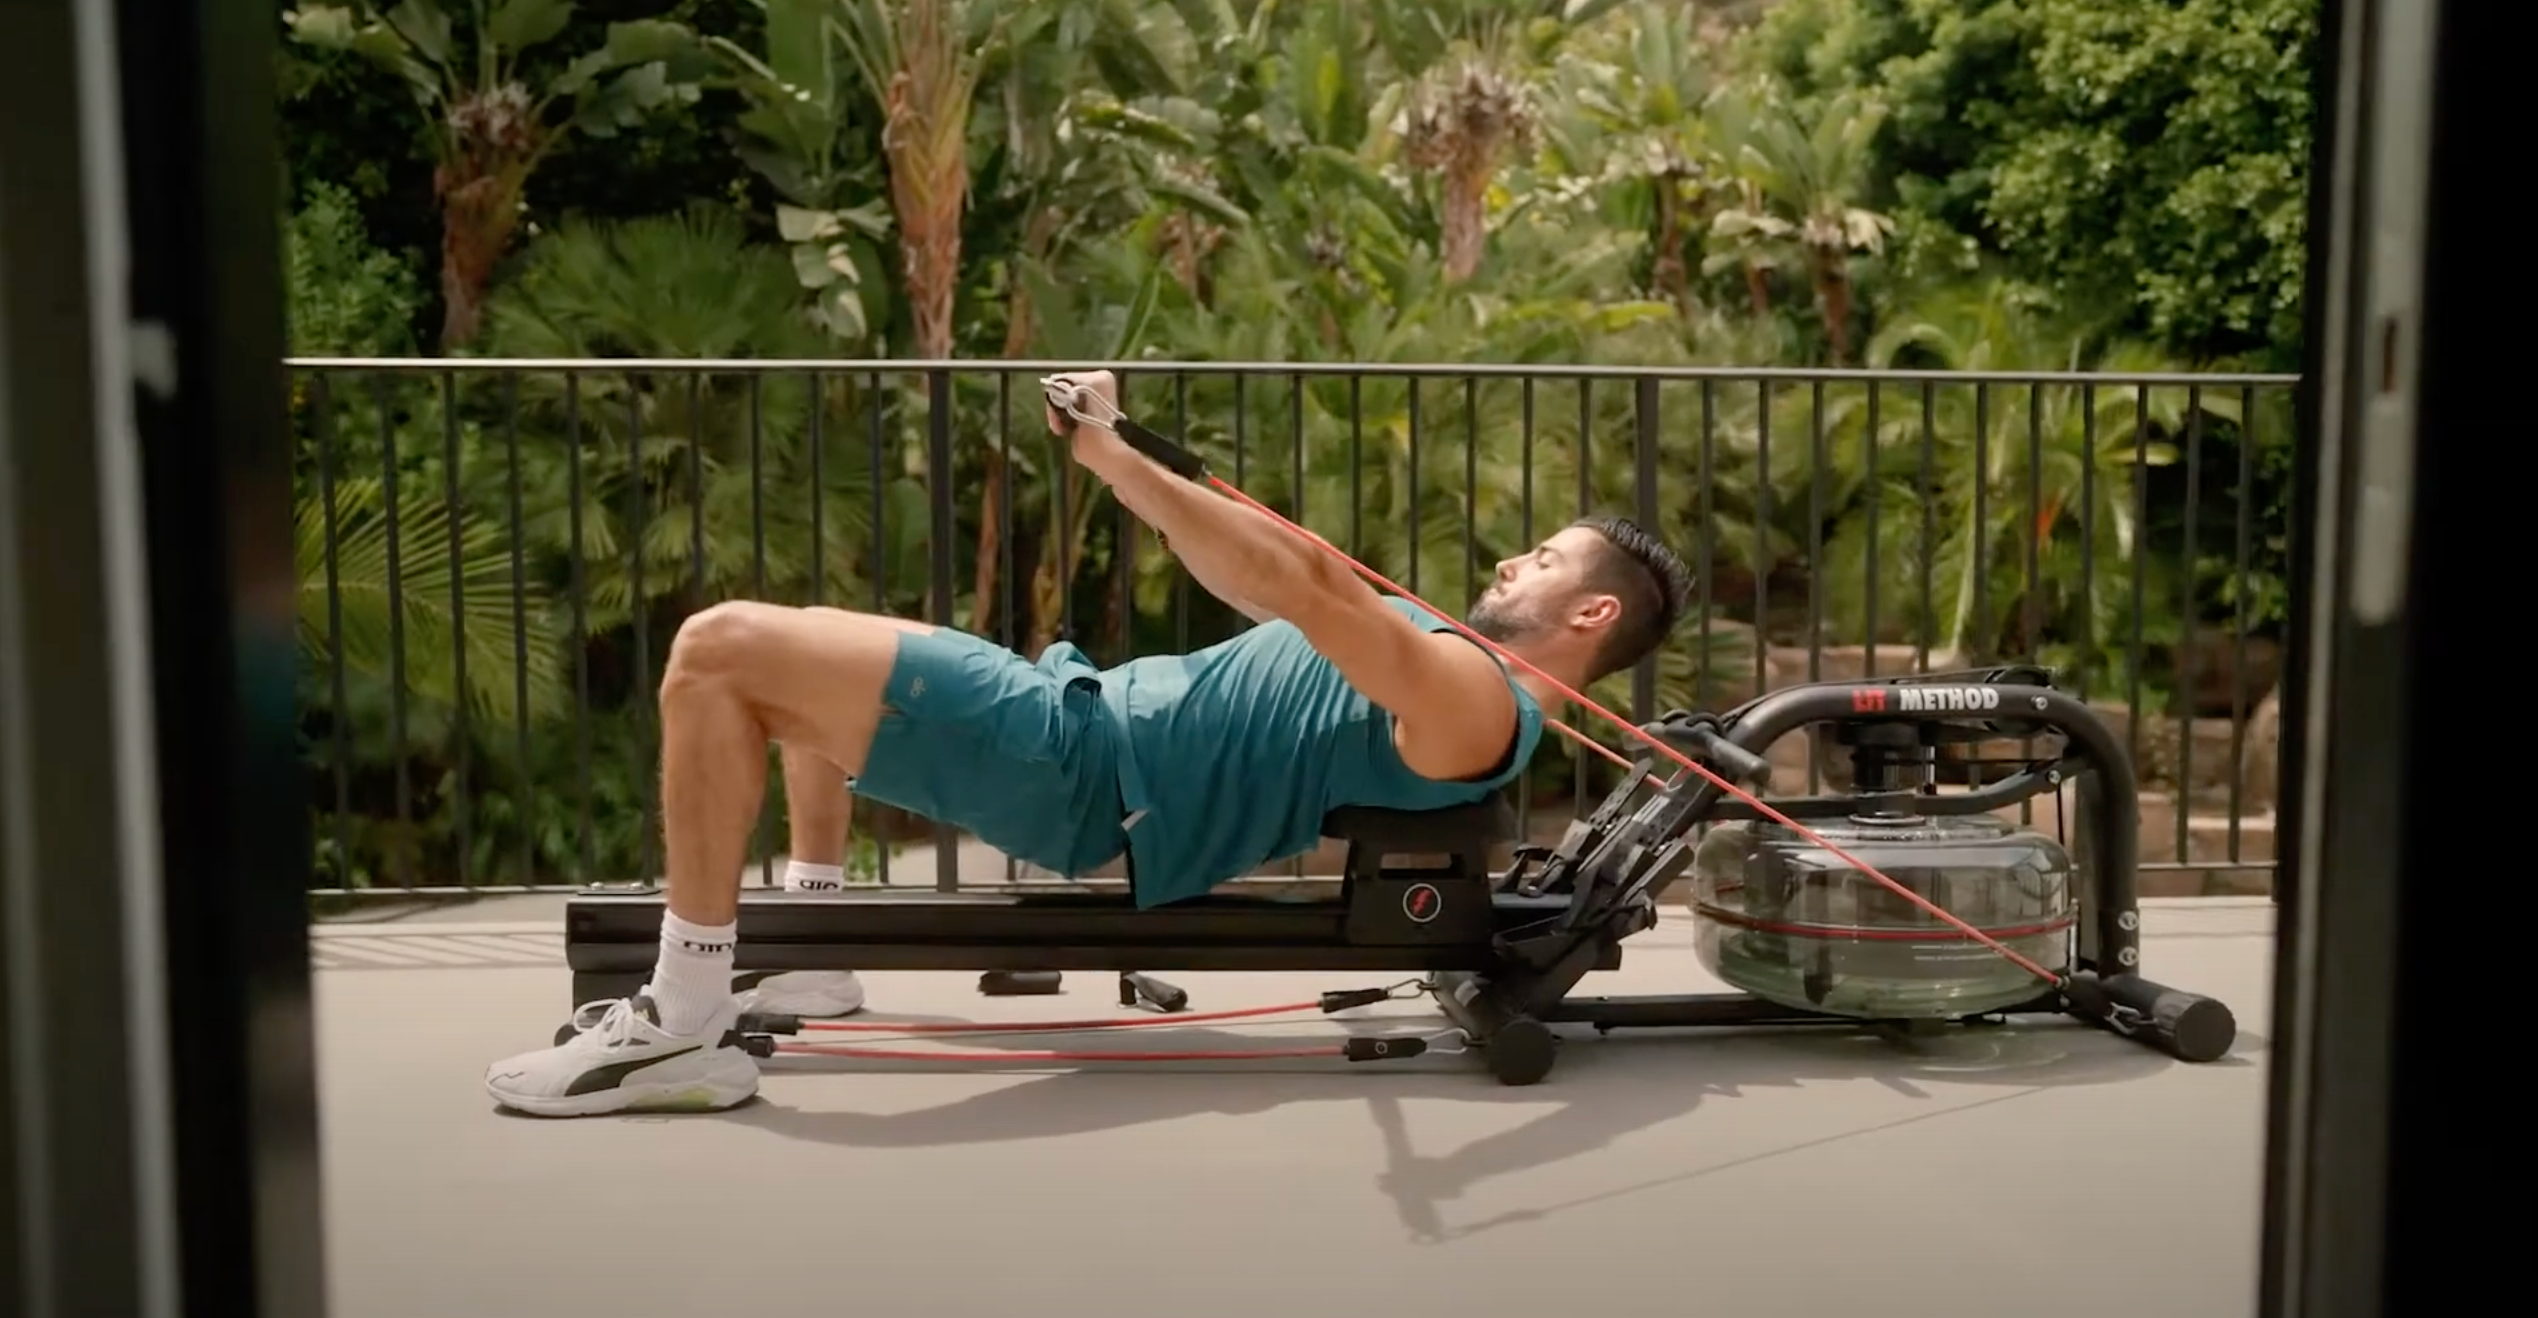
[664,601,788,685]
[662,603,910,767]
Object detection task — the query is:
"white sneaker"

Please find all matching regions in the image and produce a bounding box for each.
[733,970,866,1019]
[486,993,758,1118]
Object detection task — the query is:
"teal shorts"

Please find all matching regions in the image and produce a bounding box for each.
[850,628,1130,877]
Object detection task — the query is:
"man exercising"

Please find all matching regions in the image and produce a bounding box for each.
[484,370,1693,1116]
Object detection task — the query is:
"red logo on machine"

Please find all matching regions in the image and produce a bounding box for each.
[1403,882,1442,924]
[1851,687,1888,713]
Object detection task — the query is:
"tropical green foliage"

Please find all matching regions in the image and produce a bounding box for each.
[277,0,2313,888]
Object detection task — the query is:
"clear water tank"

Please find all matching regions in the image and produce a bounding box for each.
[1687,812,2075,1019]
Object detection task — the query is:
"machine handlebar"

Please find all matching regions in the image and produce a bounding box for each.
[1644,713,1772,786]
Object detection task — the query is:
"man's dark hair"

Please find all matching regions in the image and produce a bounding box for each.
[1569,515,1693,681]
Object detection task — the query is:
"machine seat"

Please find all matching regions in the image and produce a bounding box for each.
[1320,798,1515,852]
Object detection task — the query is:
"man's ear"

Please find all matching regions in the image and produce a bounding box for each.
[1571,593,1622,631]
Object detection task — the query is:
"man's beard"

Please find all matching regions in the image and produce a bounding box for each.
[1466,589,1553,643]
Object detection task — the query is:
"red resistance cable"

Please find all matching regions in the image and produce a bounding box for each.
[793,1000,1326,1035]
[770,1000,1440,1066]
[777,1041,1345,1064]
[1195,475,2067,988]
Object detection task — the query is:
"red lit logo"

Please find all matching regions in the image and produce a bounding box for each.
[1403,882,1442,924]
[1852,687,1888,713]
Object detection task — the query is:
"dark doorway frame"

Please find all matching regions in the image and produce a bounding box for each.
[1,0,326,1314]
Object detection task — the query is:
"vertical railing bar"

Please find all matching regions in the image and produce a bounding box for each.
[376,373,412,889]
[441,368,473,887]
[1632,375,1659,724]
[1233,374,1250,586]
[805,372,828,875]
[1173,373,1191,652]
[1917,382,1935,675]
[748,374,771,887]
[501,370,531,886]
[621,370,654,888]
[1698,379,1716,701]
[2020,381,2043,825]
[2024,382,2045,660]
[1863,381,1880,680]
[1465,375,1480,613]
[566,376,594,880]
[2227,385,2258,865]
[2176,386,2204,871]
[1969,381,1989,797]
[1574,379,1592,817]
[997,372,1014,647]
[1123,370,1145,653]
[688,371,707,607]
[1805,378,1824,795]
[1347,377,1361,560]
[314,373,353,888]
[1753,379,1770,700]
[868,371,891,886]
[1517,376,1535,840]
[2128,387,2150,777]
[2079,383,2097,702]
[808,371,825,608]
[926,368,959,892]
[1290,371,1305,529]
[1972,381,1990,677]
[1291,371,1306,879]
[999,372,1018,886]
[628,376,654,886]
[687,370,712,882]
[1056,370,1074,643]
[1407,377,1422,596]
[749,376,767,596]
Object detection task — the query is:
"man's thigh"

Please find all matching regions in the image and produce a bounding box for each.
[683,603,935,777]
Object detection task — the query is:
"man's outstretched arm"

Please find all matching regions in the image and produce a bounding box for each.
[1062,377,1517,781]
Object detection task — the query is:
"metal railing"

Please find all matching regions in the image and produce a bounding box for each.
[287,358,2300,901]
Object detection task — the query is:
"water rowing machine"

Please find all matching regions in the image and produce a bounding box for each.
[560,666,2239,1085]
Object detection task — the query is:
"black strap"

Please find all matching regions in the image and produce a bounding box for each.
[1114,416,1209,482]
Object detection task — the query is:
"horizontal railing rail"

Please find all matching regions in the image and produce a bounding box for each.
[288,359,2294,904]
[287,356,2301,387]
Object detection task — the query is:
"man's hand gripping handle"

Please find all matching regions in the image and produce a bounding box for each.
[1041,375,1211,482]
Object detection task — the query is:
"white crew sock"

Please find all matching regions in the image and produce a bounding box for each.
[645,913,737,1037]
[785,860,846,891]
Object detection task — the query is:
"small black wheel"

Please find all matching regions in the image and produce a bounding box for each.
[1485,1017,1558,1086]
[979,970,1064,996]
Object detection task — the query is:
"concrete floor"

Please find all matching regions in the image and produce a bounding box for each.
[312,900,2276,1318]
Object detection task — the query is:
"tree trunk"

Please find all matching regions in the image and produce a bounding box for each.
[1743,260,1771,316]
[1811,250,1853,363]
[433,160,529,350]
[1652,182,1691,314]
[882,0,972,360]
[969,449,1006,635]
[1440,163,1491,282]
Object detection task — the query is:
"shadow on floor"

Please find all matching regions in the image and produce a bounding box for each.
[711,1016,2244,1244]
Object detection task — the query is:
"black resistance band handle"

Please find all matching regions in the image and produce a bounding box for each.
[1114,416,1209,482]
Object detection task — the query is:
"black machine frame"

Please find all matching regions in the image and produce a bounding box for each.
[562,665,2237,1085]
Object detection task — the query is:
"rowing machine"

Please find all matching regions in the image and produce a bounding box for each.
[560,665,2238,1085]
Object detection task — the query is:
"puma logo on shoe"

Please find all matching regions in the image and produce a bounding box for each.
[564,1046,702,1097]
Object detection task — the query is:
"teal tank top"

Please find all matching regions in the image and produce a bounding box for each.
[1097,595,1545,908]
